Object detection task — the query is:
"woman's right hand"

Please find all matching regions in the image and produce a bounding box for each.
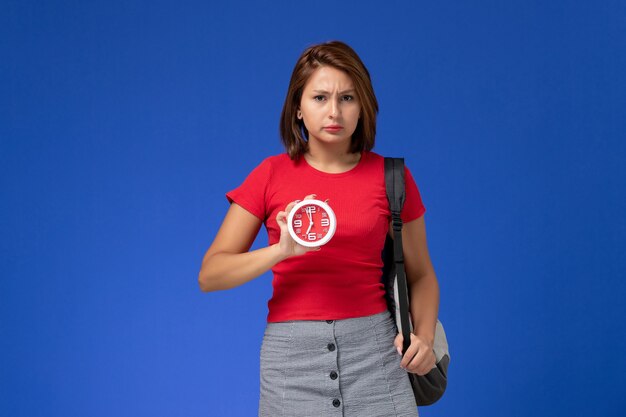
[198,194,323,292]
[275,194,321,259]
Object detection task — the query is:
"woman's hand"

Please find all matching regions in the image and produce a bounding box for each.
[394,332,437,375]
[275,194,321,259]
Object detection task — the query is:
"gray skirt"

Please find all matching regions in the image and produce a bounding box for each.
[259,310,419,417]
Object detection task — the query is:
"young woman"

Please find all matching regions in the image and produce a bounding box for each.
[198,41,440,417]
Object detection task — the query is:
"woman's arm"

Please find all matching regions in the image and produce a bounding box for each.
[403,216,440,344]
[198,197,317,292]
[198,203,279,291]
[394,215,440,375]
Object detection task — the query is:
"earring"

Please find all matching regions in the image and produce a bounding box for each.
[297,110,302,119]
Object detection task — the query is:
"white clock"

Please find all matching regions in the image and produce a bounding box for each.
[287,199,337,248]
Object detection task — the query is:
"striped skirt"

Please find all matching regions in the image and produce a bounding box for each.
[259,310,419,417]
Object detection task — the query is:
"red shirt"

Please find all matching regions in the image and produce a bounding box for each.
[226,151,426,322]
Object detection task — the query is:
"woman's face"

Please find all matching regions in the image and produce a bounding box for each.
[298,66,361,150]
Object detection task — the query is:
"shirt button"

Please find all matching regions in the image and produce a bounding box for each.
[330,371,338,380]
[326,320,334,324]
[327,343,336,352]
[332,399,341,407]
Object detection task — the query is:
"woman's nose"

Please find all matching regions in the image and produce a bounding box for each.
[328,98,340,118]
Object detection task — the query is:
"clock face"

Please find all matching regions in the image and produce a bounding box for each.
[287,199,337,248]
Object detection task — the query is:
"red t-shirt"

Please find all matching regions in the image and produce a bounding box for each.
[226,151,426,322]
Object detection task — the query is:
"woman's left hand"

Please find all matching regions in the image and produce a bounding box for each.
[394,332,436,375]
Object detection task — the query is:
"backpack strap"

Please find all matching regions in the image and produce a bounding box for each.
[384,157,412,354]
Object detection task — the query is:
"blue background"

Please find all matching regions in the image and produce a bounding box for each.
[2,1,625,416]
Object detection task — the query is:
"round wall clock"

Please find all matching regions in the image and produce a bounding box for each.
[287,199,337,248]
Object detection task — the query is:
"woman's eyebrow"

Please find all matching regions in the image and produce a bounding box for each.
[312,89,355,94]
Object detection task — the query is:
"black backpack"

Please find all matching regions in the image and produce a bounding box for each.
[382,157,450,406]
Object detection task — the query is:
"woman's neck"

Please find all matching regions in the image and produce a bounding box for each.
[304,141,362,174]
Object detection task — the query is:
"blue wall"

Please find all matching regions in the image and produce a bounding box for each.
[2,1,625,416]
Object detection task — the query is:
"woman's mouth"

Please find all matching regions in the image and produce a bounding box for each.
[323,125,343,133]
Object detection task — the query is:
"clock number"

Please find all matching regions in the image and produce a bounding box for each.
[320,218,330,227]
[304,206,317,213]
[307,233,317,241]
[293,219,302,227]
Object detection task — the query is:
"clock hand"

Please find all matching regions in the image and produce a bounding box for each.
[303,207,312,234]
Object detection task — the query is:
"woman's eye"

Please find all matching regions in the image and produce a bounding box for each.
[342,95,354,101]
[313,95,326,102]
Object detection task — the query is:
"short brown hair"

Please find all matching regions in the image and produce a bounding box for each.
[280,41,379,159]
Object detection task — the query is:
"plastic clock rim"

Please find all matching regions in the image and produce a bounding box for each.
[286,199,337,248]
